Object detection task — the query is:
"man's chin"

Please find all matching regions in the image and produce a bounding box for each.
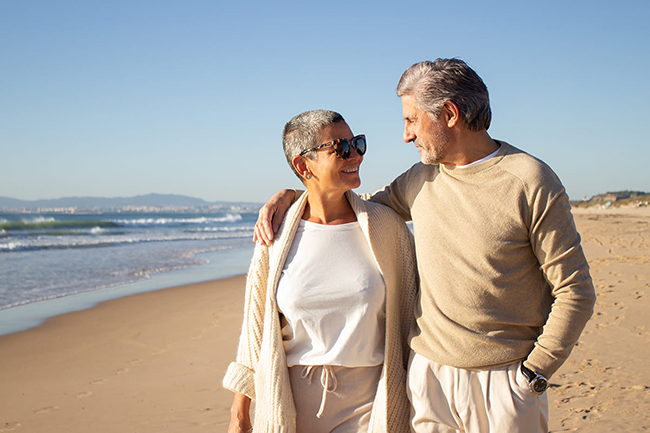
[420,153,440,165]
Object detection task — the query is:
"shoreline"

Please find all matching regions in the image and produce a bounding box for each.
[2,205,645,338]
[0,245,254,336]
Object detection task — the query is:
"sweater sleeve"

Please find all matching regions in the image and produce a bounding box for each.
[222,242,270,399]
[363,164,429,222]
[525,180,596,378]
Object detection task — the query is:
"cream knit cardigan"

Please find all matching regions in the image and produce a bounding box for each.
[223,191,419,433]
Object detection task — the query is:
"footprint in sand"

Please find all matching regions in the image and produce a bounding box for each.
[0,423,22,432]
[76,391,93,398]
[34,406,58,414]
[127,358,143,364]
[151,345,175,355]
[90,379,107,385]
[624,385,649,390]
[115,368,129,375]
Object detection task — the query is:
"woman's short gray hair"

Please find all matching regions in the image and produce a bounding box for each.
[282,109,345,180]
[396,58,492,131]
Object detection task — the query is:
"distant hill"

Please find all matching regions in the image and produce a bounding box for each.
[571,190,649,208]
[0,193,260,211]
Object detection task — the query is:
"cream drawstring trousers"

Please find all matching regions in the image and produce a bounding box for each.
[407,351,548,433]
[288,364,382,433]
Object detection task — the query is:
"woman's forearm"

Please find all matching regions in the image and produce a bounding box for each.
[228,392,252,433]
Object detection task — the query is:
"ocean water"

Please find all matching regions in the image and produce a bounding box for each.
[0,209,258,325]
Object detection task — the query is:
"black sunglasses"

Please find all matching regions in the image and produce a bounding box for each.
[299,134,367,160]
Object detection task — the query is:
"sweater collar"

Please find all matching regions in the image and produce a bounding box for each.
[440,140,511,176]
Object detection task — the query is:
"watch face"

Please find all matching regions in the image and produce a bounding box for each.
[532,378,548,393]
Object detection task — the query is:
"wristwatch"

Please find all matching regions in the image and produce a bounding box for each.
[520,362,548,394]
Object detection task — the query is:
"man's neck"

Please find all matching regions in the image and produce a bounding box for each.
[442,130,499,167]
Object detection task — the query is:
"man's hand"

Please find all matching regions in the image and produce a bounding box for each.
[253,189,295,245]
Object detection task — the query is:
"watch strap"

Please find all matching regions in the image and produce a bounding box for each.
[520,362,537,382]
[520,362,548,394]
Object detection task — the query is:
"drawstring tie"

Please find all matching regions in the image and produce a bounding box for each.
[301,365,338,418]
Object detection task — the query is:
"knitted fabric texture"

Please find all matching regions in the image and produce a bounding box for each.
[368,141,596,378]
[223,191,419,432]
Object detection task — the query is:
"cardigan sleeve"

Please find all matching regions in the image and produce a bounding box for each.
[222,242,270,400]
[396,223,419,365]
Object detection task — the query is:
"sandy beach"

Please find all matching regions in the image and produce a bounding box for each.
[0,276,247,433]
[1,206,649,432]
[546,206,650,431]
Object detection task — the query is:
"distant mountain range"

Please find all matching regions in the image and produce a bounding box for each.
[4,190,647,211]
[0,193,261,210]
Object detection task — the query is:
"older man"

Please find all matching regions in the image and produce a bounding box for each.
[255,59,596,432]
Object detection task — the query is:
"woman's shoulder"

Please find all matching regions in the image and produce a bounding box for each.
[274,192,309,238]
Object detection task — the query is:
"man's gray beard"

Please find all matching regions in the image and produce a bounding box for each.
[416,139,445,165]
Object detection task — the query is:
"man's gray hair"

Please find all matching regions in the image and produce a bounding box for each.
[282,109,345,181]
[396,58,492,131]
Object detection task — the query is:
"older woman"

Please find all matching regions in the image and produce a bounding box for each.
[223,110,418,433]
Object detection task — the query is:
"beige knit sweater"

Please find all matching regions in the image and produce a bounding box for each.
[223,191,419,432]
[368,141,596,378]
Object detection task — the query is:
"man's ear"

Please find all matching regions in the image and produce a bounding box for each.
[292,155,310,179]
[442,101,461,128]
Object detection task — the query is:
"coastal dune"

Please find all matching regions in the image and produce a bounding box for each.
[1,207,649,432]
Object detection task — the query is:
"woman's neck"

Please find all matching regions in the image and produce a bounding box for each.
[302,191,356,225]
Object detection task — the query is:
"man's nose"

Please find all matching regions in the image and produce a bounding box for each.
[403,125,415,143]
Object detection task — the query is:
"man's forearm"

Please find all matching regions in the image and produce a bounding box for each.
[527,194,596,377]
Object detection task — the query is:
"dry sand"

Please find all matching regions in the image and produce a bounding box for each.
[548,206,650,431]
[1,207,648,432]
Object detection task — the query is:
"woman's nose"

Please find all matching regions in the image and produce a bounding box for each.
[348,146,363,160]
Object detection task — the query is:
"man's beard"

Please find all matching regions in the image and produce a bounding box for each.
[415,126,451,165]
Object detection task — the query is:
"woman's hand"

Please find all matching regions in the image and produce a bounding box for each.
[228,417,252,433]
[228,392,252,433]
[253,189,295,245]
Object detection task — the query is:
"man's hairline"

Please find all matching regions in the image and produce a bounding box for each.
[400,91,450,122]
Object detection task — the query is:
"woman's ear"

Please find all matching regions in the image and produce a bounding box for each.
[292,155,311,180]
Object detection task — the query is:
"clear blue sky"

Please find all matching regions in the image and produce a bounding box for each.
[1,0,648,203]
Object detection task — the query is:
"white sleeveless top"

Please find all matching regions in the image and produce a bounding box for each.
[276,220,386,367]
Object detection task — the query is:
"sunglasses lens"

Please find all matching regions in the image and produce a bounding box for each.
[331,136,366,159]
[354,136,366,156]
[336,140,351,159]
